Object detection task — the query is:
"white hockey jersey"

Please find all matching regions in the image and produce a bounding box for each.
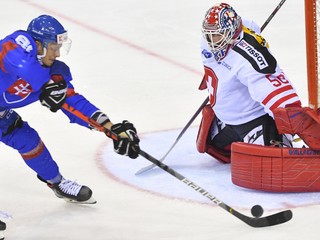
[200,20,301,125]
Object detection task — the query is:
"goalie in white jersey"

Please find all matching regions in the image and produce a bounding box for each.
[196,3,320,163]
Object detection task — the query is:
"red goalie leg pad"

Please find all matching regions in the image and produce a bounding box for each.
[196,105,215,153]
[206,145,231,163]
[273,107,320,149]
[231,142,320,192]
[196,105,230,163]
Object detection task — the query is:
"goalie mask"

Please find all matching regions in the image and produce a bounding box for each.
[202,3,242,62]
[27,15,72,62]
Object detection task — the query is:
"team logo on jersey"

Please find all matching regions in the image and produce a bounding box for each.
[237,40,268,70]
[4,79,33,103]
[202,49,213,58]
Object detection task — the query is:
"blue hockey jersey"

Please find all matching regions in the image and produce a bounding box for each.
[0,30,100,128]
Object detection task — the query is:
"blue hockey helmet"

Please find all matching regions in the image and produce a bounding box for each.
[27,15,71,54]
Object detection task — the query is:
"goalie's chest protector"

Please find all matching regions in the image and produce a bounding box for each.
[201,27,281,125]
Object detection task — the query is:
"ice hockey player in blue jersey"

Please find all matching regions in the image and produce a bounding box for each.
[0,14,140,230]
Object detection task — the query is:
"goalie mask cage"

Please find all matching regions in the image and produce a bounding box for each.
[305,0,320,110]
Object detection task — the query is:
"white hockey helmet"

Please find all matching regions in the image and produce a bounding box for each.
[202,3,242,62]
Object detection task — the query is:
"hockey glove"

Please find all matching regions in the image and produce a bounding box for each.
[273,107,320,149]
[111,120,140,159]
[39,75,67,112]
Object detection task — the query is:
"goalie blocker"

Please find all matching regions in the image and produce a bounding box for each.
[197,105,320,192]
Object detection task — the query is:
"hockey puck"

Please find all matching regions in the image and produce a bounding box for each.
[251,205,264,218]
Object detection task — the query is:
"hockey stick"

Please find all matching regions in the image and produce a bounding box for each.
[260,0,287,32]
[135,0,287,175]
[138,150,292,227]
[62,103,293,227]
[135,96,209,175]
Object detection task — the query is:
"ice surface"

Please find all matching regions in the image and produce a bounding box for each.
[1,0,319,240]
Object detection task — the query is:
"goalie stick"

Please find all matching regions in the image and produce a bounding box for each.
[62,103,293,227]
[135,96,209,175]
[135,0,288,175]
[260,0,287,32]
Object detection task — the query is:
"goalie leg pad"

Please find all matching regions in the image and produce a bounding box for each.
[196,105,215,153]
[196,105,231,163]
[231,142,320,192]
[206,145,231,163]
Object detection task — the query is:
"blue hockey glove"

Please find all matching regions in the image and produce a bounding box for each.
[111,120,140,159]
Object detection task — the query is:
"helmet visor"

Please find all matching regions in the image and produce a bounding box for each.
[44,32,72,55]
[60,38,72,55]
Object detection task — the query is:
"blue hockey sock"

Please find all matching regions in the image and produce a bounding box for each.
[1,121,60,181]
[21,140,60,181]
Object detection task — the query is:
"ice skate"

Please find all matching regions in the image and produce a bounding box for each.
[48,178,97,204]
[39,175,97,204]
[0,220,6,240]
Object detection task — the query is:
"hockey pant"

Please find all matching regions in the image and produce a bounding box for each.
[196,105,287,163]
[0,109,60,181]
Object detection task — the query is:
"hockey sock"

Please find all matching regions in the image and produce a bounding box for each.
[22,141,60,181]
[1,122,60,181]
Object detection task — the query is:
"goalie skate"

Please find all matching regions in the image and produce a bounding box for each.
[45,177,97,204]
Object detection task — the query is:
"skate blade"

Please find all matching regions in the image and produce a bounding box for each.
[63,196,97,204]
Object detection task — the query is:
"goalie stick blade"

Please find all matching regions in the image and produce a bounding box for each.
[242,210,293,228]
[135,163,157,175]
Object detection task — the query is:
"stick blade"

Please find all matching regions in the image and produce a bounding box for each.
[135,164,157,175]
[246,210,293,228]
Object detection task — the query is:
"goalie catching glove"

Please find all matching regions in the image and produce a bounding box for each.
[273,106,320,149]
[39,75,68,112]
[111,120,140,159]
